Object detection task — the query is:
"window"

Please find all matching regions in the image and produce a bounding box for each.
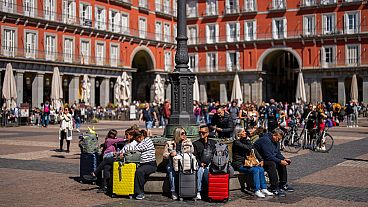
[110,44,119,67]
[2,0,15,13]
[227,22,240,42]
[44,0,56,20]
[322,13,335,35]
[164,23,171,42]
[206,53,217,72]
[24,0,35,17]
[303,15,315,36]
[109,10,121,33]
[163,0,171,14]
[156,21,162,41]
[206,24,218,44]
[121,13,129,34]
[173,0,177,16]
[155,0,161,12]
[139,0,148,8]
[188,26,197,44]
[80,40,90,64]
[244,0,256,11]
[139,17,147,38]
[189,54,198,72]
[95,7,106,30]
[64,37,73,63]
[245,20,256,41]
[187,0,197,17]
[25,31,37,59]
[226,51,240,71]
[63,0,76,24]
[173,24,177,42]
[272,0,285,9]
[206,0,217,16]
[79,3,92,27]
[346,45,359,66]
[320,0,336,5]
[45,34,56,61]
[226,0,238,14]
[164,51,172,71]
[303,0,316,6]
[96,42,105,65]
[272,18,287,39]
[2,28,16,57]
[321,46,335,67]
[345,12,359,34]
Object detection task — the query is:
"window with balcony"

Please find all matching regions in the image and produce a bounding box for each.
[80,40,90,64]
[139,17,147,38]
[188,26,197,44]
[320,0,336,5]
[206,0,217,16]
[302,0,316,6]
[2,0,15,13]
[44,0,55,20]
[64,37,73,63]
[303,15,315,36]
[121,13,129,34]
[346,45,359,66]
[164,51,172,71]
[45,35,56,61]
[321,46,335,67]
[244,0,256,12]
[245,20,256,41]
[272,0,285,9]
[206,24,218,44]
[155,0,161,12]
[24,0,36,17]
[139,0,148,8]
[25,31,37,59]
[63,0,76,24]
[164,23,171,42]
[2,28,15,57]
[206,52,217,72]
[272,18,287,39]
[322,13,336,35]
[345,12,360,34]
[96,42,105,66]
[173,24,177,42]
[95,7,106,30]
[109,10,121,33]
[79,3,92,27]
[110,44,119,67]
[187,0,197,18]
[189,53,198,72]
[156,21,162,41]
[227,22,240,42]
[226,51,239,71]
[225,0,239,14]
[163,0,171,14]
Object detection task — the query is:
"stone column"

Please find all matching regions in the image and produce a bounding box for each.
[199,83,207,103]
[100,78,109,107]
[257,77,263,104]
[311,79,322,104]
[304,79,311,104]
[243,82,251,103]
[338,77,346,105]
[362,76,368,103]
[16,71,24,104]
[90,76,96,107]
[219,81,228,104]
[32,73,44,108]
[166,83,172,102]
[69,75,80,105]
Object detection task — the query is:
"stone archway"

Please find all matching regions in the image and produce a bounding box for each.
[131,48,155,102]
[258,48,301,103]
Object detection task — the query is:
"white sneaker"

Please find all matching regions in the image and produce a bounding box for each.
[196,192,202,200]
[261,189,274,196]
[255,190,265,198]
[171,192,178,200]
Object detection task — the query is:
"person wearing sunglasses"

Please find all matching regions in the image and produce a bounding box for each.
[193,125,217,200]
[58,107,73,153]
[163,127,194,200]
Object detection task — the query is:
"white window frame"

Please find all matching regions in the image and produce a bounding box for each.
[62,0,76,24]
[139,0,148,8]
[321,45,336,68]
[80,38,90,64]
[244,20,256,41]
[24,0,36,17]
[2,26,17,57]
[156,21,162,41]
[121,12,130,35]
[206,52,217,72]
[303,15,316,36]
[272,18,287,39]
[79,2,92,27]
[110,43,119,67]
[95,41,105,66]
[2,0,15,13]
[164,51,172,72]
[24,30,38,59]
[345,11,360,34]
[272,0,285,9]
[320,0,336,5]
[45,33,57,61]
[187,0,197,18]
[109,9,121,33]
[244,0,256,12]
[139,17,147,38]
[226,51,240,71]
[163,0,171,14]
[206,23,218,44]
[164,23,171,42]
[226,22,240,42]
[63,36,74,63]
[188,25,197,45]
[206,0,217,16]
[346,44,360,66]
[225,0,239,14]
[173,24,177,42]
[95,6,106,30]
[44,0,56,21]
[322,13,336,35]
[189,53,198,72]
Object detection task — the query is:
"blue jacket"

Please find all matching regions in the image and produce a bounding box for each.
[253,133,285,164]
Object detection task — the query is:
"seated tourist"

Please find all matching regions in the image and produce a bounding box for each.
[232,127,273,198]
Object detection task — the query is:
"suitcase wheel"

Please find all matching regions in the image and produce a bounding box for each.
[208,198,212,203]
[224,198,229,203]
[111,194,116,198]
[129,195,133,199]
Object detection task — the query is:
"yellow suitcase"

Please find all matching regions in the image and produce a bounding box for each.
[112,162,136,197]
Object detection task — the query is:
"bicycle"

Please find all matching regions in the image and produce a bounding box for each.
[281,117,302,153]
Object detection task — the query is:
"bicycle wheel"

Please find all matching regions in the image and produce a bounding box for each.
[282,134,302,153]
[316,133,334,153]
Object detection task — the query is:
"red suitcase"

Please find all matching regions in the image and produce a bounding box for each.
[208,173,229,202]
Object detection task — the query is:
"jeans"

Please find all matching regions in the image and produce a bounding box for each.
[195,115,200,125]
[43,113,50,126]
[347,114,353,127]
[197,166,209,192]
[238,166,267,191]
[166,159,176,192]
[75,117,81,129]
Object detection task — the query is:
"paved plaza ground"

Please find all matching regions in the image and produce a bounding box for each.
[0,119,368,207]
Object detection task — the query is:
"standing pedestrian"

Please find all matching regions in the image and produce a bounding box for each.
[43,101,51,127]
[74,104,82,132]
[139,103,157,137]
[59,107,73,153]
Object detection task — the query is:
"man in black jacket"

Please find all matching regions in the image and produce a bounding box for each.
[254,128,294,196]
[211,106,234,139]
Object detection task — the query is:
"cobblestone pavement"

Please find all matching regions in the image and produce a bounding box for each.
[0,118,368,207]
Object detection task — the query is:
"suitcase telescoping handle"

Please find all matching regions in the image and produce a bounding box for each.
[179,144,195,174]
[118,161,123,181]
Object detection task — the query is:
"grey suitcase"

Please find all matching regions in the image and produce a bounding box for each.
[178,148,197,200]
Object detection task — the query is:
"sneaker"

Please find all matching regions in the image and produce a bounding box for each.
[65,150,70,153]
[272,188,286,197]
[97,187,107,193]
[171,192,178,200]
[261,189,274,196]
[135,194,145,200]
[281,184,295,192]
[83,174,97,181]
[196,192,202,200]
[76,129,80,132]
[255,190,265,198]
